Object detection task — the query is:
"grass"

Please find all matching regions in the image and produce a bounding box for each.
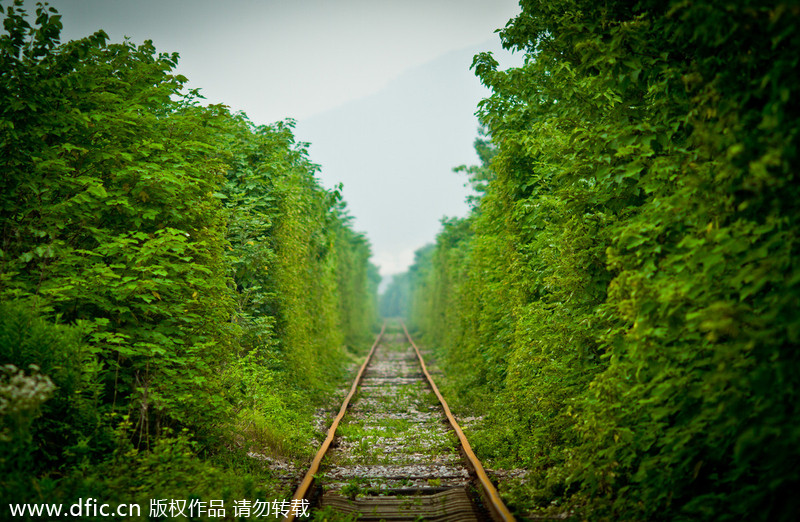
[312,330,468,518]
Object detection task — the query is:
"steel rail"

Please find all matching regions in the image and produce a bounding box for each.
[283,322,386,522]
[402,322,516,522]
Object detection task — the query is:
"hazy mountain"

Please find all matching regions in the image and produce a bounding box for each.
[295,37,518,277]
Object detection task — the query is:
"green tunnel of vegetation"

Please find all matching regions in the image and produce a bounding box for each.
[1,1,379,512]
[393,0,799,520]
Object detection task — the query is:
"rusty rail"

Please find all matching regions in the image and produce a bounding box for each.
[284,321,515,521]
[284,322,385,522]
[401,322,516,522]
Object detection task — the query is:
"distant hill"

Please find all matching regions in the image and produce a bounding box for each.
[295,37,519,277]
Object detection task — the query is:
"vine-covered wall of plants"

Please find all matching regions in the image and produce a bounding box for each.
[406,0,799,520]
[1,1,378,507]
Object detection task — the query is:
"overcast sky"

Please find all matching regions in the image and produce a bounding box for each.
[18,0,521,280]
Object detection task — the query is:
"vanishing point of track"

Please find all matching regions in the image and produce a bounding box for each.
[284,322,515,521]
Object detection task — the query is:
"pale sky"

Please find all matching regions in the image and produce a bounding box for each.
[17,0,521,279]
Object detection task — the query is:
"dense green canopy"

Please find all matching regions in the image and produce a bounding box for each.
[1,0,378,510]
[408,0,799,520]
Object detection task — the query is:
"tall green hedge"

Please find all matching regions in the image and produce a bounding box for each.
[409,1,799,520]
[1,0,377,508]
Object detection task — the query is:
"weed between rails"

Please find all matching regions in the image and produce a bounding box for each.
[313,331,473,517]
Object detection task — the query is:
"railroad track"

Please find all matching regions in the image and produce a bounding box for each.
[285,322,514,521]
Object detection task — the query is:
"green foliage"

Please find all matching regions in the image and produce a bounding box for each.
[408,0,800,520]
[380,272,411,318]
[83,419,271,513]
[0,0,378,512]
[0,301,110,510]
[1,0,235,438]
[9,417,276,521]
